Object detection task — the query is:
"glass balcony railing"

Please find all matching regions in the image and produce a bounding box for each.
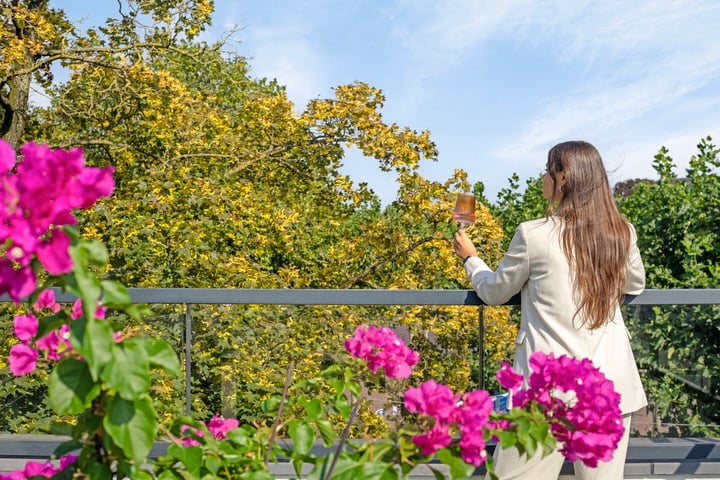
[31,288,720,433]
[2,288,720,478]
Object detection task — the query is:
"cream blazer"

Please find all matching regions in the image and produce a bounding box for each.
[464,217,647,414]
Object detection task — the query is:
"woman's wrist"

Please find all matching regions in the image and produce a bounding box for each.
[462,255,474,265]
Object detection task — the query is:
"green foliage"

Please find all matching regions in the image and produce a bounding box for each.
[0,233,179,474]
[618,136,720,436]
[2,0,519,435]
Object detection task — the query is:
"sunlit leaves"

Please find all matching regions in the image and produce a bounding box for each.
[20,3,516,431]
[618,136,720,435]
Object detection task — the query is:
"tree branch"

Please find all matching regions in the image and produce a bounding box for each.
[343,235,437,288]
[1,42,210,83]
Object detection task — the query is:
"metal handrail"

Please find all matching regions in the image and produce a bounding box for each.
[34,287,720,305]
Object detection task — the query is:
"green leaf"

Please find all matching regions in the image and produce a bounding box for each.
[315,418,336,446]
[123,303,154,320]
[308,455,398,480]
[48,358,100,414]
[52,439,83,458]
[69,316,114,380]
[435,448,476,480]
[128,467,155,480]
[86,460,113,480]
[204,455,223,474]
[288,420,315,456]
[334,393,351,418]
[262,395,282,414]
[357,439,395,463]
[101,338,151,400]
[101,279,132,308]
[104,394,158,463]
[299,396,322,419]
[67,242,102,322]
[427,466,447,480]
[82,238,110,266]
[495,430,517,448]
[167,444,203,477]
[141,337,181,375]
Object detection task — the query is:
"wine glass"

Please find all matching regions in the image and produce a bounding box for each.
[453,193,476,229]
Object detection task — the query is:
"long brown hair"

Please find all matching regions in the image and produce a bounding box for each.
[546,141,631,330]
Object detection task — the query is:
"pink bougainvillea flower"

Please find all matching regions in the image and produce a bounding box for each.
[3,218,37,266]
[0,471,25,480]
[13,313,38,343]
[95,304,107,320]
[35,324,71,361]
[208,413,240,440]
[71,298,107,320]
[0,138,16,174]
[411,423,452,456]
[35,330,60,357]
[459,428,489,466]
[496,361,524,392]
[405,380,494,466]
[9,343,38,376]
[58,454,78,470]
[344,325,419,378]
[404,379,458,423]
[511,351,625,467]
[76,166,115,208]
[180,425,204,447]
[33,289,61,313]
[0,453,77,479]
[0,260,36,303]
[402,352,622,469]
[0,140,115,302]
[180,437,201,448]
[35,229,73,275]
[22,459,56,478]
[458,389,493,430]
[71,299,83,320]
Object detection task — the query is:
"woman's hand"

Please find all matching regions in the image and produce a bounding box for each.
[454,229,478,259]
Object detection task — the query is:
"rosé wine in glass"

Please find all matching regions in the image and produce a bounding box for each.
[453,193,476,228]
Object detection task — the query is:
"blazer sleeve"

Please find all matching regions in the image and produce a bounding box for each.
[464,223,529,305]
[625,223,646,295]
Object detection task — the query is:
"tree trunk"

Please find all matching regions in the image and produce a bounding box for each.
[2,72,32,150]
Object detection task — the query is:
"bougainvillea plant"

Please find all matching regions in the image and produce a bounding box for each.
[1,141,624,479]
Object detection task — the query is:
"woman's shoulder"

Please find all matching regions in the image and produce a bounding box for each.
[511,218,558,243]
[518,217,557,231]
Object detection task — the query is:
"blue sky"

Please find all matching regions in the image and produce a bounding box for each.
[51,1,720,204]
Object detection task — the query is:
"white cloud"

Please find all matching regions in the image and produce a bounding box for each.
[209,2,720,198]
[605,132,710,185]
[214,5,331,109]
[474,1,720,182]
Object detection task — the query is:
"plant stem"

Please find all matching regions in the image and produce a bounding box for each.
[265,359,295,464]
[324,381,363,480]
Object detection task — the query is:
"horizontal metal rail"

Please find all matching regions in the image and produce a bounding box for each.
[19,287,720,305]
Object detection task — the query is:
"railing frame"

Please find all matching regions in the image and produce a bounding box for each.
[14,287,718,414]
[3,288,720,476]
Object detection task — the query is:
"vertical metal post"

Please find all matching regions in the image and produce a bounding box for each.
[479,305,485,391]
[185,303,193,415]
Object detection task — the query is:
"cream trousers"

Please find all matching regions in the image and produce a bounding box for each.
[485,414,633,480]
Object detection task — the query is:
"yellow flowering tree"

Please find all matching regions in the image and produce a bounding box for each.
[8,2,517,434]
[0,0,213,149]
